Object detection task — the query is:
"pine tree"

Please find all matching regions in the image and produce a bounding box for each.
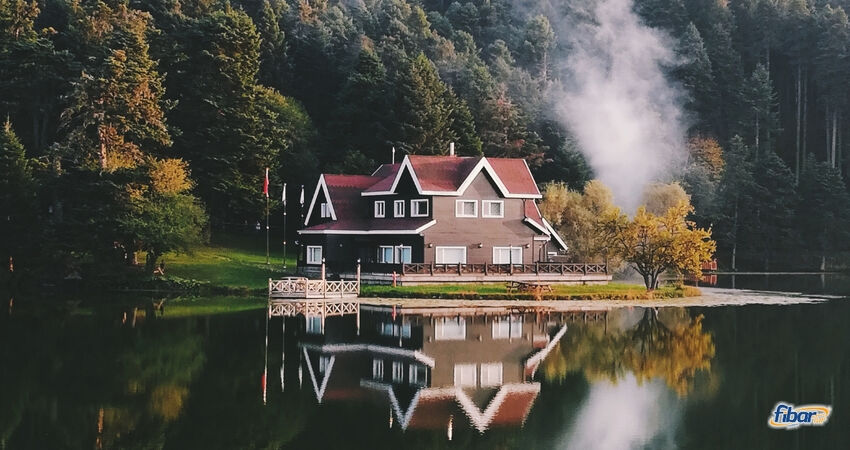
[743,149,798,270]
[815,5,850,169]
[797,154,850,269]
[0,120,36,270]
[674,23,717,134]
[740,63,780,155]
[716,136,754,270]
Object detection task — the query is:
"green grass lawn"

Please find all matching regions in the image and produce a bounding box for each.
[362,282,699,300]
[160,233,297,290]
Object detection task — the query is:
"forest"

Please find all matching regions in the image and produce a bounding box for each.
[3,0,850,279]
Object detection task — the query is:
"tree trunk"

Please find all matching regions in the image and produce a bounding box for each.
[731,201,739,271]
[795,65,801,183]
[831,110,838,168]
[802,69,808,163]
[826,105,831,166]
[754,115,760,156]
[145,250,158,274]
[820,254,826,272]
[98,125,108,170]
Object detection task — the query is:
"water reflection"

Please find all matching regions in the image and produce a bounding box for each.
[282,306,714,439]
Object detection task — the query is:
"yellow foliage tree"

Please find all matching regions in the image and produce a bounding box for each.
[604,201,715,290]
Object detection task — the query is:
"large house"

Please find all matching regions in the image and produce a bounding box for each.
[297,152,609,284]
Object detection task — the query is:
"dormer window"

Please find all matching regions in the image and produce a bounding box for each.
[394,200,405,217]
[411,199,429,217]
[320,202,330,218]
[374,201,385,218]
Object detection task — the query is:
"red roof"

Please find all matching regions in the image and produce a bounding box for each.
[362,155,540,197]
[488,158,541,196]
[487,390,539,427]
[301,217,434,233]
[524,200,546,231]
[323,175,377,221]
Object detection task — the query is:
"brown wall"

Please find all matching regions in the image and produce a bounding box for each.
[422,172,543,264]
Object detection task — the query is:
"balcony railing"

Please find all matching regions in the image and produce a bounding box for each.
[398,262,608,276]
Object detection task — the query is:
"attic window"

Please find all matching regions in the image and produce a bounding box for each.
[455,200,477,218]
[411,199,429,217]
[394,200,405,217]
[320,202,330,218]
[374,201,385,218]
[482,200,504,218]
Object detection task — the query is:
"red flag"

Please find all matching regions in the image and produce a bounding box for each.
[263,168,269,197]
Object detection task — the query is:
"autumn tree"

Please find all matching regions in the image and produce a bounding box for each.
[604,201,715,290]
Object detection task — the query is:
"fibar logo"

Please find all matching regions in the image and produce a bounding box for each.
[768,402,832,430]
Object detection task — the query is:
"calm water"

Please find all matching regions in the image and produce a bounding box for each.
[1,280,848,449]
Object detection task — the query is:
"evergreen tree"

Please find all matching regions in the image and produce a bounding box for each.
[797,154,850,269]
[740,63,780,155]
[815,5,850,168]
[0,120,36,271]
[674,22,717,134]
[715,136,754,270]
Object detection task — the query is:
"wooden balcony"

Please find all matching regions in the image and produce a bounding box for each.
[399,262,608,276]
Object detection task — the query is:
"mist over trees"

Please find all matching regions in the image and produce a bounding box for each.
[3,0,850,276]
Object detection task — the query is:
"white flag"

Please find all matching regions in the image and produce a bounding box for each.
[299,185,305,205]
[282,183,287,206]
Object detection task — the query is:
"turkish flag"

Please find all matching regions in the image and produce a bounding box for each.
[263,168,269,197]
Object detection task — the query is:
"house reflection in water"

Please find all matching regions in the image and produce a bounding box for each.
[286,306,608,435]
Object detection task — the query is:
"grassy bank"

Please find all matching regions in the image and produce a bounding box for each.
[159,233,296,291]
[361,282,700,300]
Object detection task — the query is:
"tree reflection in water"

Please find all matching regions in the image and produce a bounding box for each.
[542,307,715,396]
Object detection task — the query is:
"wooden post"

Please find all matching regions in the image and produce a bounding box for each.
[535,261,539,275]
[321,258,326,298]
[356,259,361,295]
[430,262,434,275]
[457,262,462,275]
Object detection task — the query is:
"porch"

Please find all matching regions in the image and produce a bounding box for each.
[300,261,611,285]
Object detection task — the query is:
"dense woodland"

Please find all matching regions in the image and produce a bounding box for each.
[4,0,850,279]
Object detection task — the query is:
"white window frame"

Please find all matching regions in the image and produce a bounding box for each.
[435,246,467,264]
[492,246,522,264]
[319,355,331,373]
[392,361,404,383]
[455,200,478,217]
[372,359,384,381]
[306,315,322,334]
[409,364,427,386]
[307,246,323,265]
[320,202,330,218]
[435,317,466,340]
[378,245,412,263]
[482,200,504,218]
[393,200,405,217]
[480,363,503,387]
[492,316,523,339]
[410,199,429,217]
[374,200,385,218]
[454,364,477,387]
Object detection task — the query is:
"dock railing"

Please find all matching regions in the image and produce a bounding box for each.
[399,262,607,276]
[269,260,361,298]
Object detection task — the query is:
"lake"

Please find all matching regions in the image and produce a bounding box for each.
[1,278,848,449]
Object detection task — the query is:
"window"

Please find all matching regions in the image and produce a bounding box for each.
[409,364,427,386]
[374,201,385,218]
[435,317,466,340]
[306,316,322,334]
[394,200,405,217]
[411,199,429,217]
[455,200,478,217]
[378,321,412,338]
[480,363,503,387]
[319,355,331,373]
[492,316,523,339]
[435,246,467,264]
[378,246,394,263]
[493,246,522,264]
[392,362,404,383]
[307,246,323,264]
[372,359,384,381]
[378,245,412,263]
[482,200,504,218]
[320,202,330,218]
[454,364,477,387]
[396,246,412,263]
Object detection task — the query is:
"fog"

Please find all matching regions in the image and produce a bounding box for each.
[549,0,688,211]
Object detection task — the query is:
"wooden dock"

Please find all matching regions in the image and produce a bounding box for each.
[268,271,361,323]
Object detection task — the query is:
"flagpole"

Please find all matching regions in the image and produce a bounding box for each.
[282,183,287,269]
[264,168,270,266]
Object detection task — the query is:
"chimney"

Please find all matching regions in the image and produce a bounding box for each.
[449,142,455,157]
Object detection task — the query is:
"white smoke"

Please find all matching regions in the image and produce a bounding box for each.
[551,0,688,212]
[559,375,681,450]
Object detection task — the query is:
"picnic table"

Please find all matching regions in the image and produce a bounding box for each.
[506,281,553,295]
